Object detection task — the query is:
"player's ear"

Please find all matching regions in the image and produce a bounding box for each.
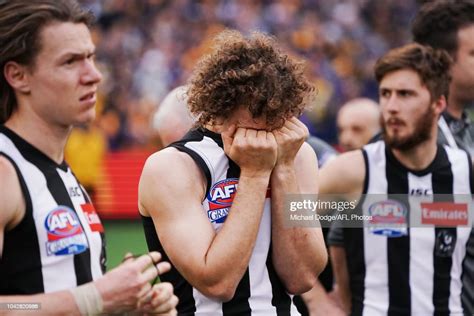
[4,61,31,94]
[433,95,446,115]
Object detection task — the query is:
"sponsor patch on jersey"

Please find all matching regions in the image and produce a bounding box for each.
[421,202,468,226]
[44,206,88,256]
[368,199,408,237]
[81,203,104,232]
[207,178,239,223]
[435,229,457,257]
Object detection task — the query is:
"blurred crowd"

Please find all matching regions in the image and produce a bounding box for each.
[76,0,419,147]
[67,0,419,193]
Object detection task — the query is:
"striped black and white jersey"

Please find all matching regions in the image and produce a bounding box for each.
[340,140,474,316]
[0,125,105,294]
[142,128,300,315]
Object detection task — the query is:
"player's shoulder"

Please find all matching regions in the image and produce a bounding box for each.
[0,155,25,230]
[139,147,207,215]
[144,147,199,174]
[141,147,206,191]
[0,154,19,185]
[319,149,365,195]
[326,149,364,180]
[296,141,319,166]
[328,149,364,169]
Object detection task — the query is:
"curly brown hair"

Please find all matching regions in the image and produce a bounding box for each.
[187,30,315,129]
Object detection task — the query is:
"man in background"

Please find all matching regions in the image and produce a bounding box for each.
[336,98,380,152]
[412,0,474,155]
[152,85,193,150]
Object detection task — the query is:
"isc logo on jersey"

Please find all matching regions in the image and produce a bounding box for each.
[44,206,88,256]
[207,178,239,223]
[368,200,408,237]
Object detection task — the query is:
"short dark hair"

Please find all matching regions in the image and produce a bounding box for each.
[412,0,474,56]
[374,43,452,102]
[0,0,94,123]
[187,30,315,129]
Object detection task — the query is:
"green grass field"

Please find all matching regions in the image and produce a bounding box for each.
[103,220,149,270]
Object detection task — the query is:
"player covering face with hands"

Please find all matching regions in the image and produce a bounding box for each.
[220,113,311,179]
[139,30,327,315]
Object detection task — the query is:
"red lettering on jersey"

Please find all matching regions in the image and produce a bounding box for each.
[81,203,104,232]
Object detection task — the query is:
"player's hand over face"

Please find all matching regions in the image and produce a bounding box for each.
[272,117,309,167]
[222,125,278,178]
[95,252,172,314]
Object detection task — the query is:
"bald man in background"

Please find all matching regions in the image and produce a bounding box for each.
[336,98,380,152]
[152,85,194,149]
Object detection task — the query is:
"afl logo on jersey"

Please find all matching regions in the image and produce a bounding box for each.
[207,178,239,223]
[368,199,408,237]
[44,206,88,256]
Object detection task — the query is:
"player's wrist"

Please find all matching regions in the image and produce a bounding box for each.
[69,282,104,315]
[239,169,272,180]
[272,163,295,176]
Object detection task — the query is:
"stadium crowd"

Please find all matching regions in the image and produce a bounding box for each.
[77,0,419,148]
[2,0,474,315]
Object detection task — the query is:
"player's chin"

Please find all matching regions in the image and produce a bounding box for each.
[74,110,96,125]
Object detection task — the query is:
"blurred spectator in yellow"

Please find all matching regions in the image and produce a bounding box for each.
[65,124,107,202]
[337,98,380,152]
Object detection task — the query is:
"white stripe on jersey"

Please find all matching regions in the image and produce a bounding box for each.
[362,142,389,316]
[185,136,228,186]
[408,172,434,315]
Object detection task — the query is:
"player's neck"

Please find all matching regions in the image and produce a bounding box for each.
[447,92,467,120]
[5,111,71,164]
[390,137,438,172]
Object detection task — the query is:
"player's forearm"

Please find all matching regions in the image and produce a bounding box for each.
[300,280,328,311]
[270,165,327,294]
[197,174,270,299]
[330,246,351,313]
[0,291,80,316]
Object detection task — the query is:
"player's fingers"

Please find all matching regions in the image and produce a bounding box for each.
[137,282,152,302]
[134,252,162,271]
[257,130,267,140]
[234,127,247,139]
[266,131,276,143]
[222,124,236,149]
[149,290,179,314]
[122,252,134,263]
[156,261,171,275]
[150,283,174,306]
[245,128,258,138]
[285,117,308,135]
[141,263,160,283]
